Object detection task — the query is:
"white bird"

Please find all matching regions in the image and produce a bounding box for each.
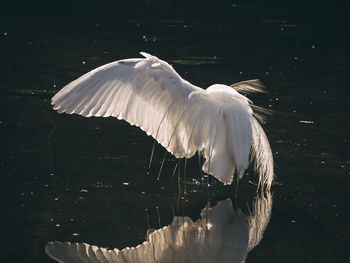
[46,191,273,263]
[52,52,274,189]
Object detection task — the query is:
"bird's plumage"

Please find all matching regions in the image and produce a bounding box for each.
[52,52,273,189]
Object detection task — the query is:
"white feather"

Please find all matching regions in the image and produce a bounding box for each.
[52,52,273,187]
[251,118,274,190]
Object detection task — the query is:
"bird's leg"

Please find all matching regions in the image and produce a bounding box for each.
[176,191,181,214]
[234,176,240,209]
[177,159,182,195]
[156,206,161,227]
[145,208,150,231]
[183,158,187,195]
[171,205,175,217]
[197,152,202,176]
[207,151,211,188]
[182,161,187,226]
[235,177,240,198]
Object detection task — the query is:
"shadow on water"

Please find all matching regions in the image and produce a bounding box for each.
[45,180,273,263]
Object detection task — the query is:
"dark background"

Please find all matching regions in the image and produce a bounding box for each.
[0,0,349,262]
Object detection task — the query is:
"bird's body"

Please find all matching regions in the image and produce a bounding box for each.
[52,52,273,189]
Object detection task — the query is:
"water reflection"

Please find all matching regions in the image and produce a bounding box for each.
[46,191,272,262]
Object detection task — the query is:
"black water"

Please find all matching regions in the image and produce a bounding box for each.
[1,1,349,262]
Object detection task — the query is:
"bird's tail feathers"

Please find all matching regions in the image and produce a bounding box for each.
[250,118,274,190]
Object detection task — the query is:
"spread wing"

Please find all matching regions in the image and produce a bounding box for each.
[52,52,203,158]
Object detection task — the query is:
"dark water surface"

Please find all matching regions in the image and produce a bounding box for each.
[1,1,349,262]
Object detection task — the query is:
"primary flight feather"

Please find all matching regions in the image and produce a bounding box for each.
[52,52,274,189]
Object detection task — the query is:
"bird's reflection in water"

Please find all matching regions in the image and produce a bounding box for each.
[46,191,272,263]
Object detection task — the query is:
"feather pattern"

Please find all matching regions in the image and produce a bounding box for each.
[52,52,273,187]
[250,118,274,190]
[230,79,266,94]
